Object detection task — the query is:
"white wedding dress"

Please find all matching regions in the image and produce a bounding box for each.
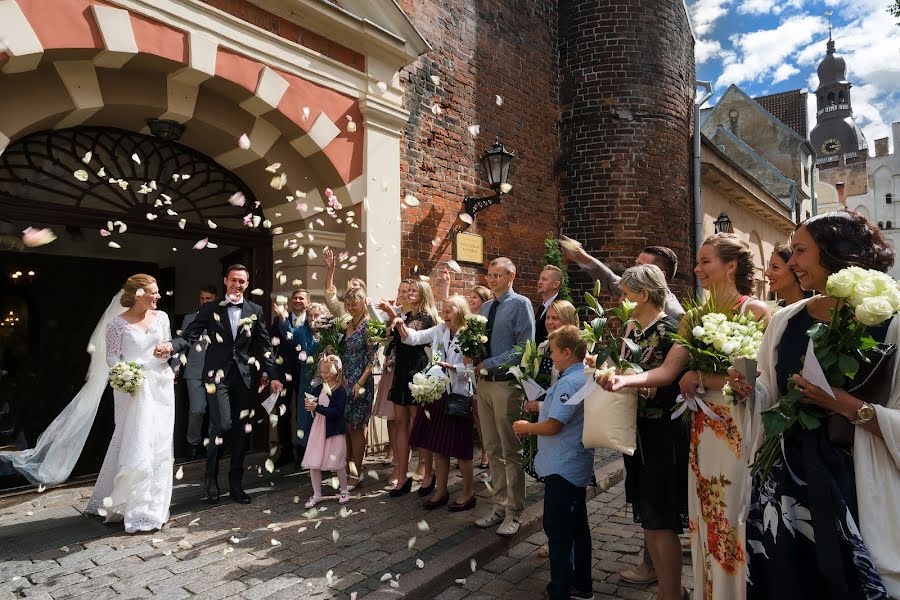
[84,311,175,533]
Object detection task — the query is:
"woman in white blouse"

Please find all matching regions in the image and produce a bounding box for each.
[394,295,477,512]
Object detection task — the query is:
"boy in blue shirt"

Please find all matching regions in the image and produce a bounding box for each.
[513,325,594,600]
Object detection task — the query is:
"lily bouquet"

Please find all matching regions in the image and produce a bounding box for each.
[506,339,552,473]
[109,361,145,395]
[668,297,765,419]
[579,284,642,373]
[753,267,900,479]
[365,318,389,346]
[457,314,489,360]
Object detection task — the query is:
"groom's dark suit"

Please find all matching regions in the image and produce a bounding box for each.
[172,297,278,499]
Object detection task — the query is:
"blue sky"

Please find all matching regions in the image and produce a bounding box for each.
[687,0,900,152]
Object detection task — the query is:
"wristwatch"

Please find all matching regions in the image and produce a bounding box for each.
[850,402,876,425]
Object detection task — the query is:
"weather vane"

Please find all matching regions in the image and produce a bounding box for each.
[824,10,834,39]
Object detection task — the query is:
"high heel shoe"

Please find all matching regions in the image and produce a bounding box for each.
[423,494,449,510]
[389,477,412,497]
[417,476,436,497]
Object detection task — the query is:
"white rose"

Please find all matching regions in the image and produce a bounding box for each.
[884,284,900,312]
[480,335,488,343]
[855,296,895,326]
[121,371,134,381]
[849,278,879,307]
[692,326,705,338]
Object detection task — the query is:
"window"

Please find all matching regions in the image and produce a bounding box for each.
[888,193,893,204]
[878,221,885,229]
[838,91,845,103]
[889,221,894,230]
[827,92,836,105]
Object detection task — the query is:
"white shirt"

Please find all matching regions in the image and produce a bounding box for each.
[227,297,243,339]
[291,311,307,327]
[539,293,559,318]
[403,324,472,395]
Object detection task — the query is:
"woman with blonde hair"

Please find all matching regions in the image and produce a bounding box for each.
[378,279,440,496]
[339,287,378,490]
[395,295,478,510]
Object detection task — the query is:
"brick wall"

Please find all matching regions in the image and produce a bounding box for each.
[558,0,695,302]
[397,0,561,302]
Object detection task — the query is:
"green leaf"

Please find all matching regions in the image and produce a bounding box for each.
[859,336,879,351]
[623,337,641,356]
[807,322,828,341]
[797,409,823,430]
[837,354,859,377]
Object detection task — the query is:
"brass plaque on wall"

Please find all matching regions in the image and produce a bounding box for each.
[454,232,484,265]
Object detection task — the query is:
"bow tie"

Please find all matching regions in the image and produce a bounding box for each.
[227,302,243,309]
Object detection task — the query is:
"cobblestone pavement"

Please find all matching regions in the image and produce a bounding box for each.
[432,481,694,600]
[0,449,624,600]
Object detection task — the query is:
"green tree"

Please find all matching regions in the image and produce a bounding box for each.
[542,236,572,302]
[891,0,900,22]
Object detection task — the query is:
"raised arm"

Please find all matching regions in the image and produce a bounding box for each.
[400,324,440,346]
[562,244,622,296]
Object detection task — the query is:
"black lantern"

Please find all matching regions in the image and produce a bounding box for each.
[714,212,733,234]
[461,138,515,221]
[146,118,186,142]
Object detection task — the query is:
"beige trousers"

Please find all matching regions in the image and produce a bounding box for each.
[476,379,526,516]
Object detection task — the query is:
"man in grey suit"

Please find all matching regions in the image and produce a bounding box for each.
[181,285,218,461]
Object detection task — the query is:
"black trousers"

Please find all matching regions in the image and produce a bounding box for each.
[275,384,295,459]
[543,474,592,599]
[206,365,254,487]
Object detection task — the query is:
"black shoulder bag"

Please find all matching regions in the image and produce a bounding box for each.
[444,368,474,419]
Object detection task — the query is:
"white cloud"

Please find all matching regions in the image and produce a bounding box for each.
[689,0,733,37]
[714,15,826,90]
[696,38,737,65]
[737,0,805,15]
[772,63,800,83]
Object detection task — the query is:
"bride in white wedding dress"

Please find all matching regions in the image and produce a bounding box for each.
[84,274,175,532]
[0,273,175,533]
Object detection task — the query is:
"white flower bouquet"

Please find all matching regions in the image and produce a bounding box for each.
[408,368,449,405]
[457,314,488,360]
[108,361,145,395]
[754,266,900,478]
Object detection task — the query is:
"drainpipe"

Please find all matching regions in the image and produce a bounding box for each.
[694,81,713,293]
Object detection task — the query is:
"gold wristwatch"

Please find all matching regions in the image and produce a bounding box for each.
[850,402,876,425]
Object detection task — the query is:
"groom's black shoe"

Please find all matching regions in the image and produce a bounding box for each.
[205,478,220,504]
[229,487,251,504]
[187,444,207,461]
[273,452,293,469]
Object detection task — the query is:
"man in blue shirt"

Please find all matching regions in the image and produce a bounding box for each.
[474,257,535,536]
[513,325,594,600]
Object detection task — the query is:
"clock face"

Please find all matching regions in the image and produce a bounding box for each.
[822,138,841,155]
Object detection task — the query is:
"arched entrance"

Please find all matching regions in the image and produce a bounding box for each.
[0,126,273,490]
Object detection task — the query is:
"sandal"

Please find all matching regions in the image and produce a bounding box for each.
[304,495,322,509]
[339,491,351,504]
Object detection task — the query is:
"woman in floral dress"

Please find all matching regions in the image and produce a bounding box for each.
[605,235,770,600]
[729,212,899,599]
[340,287,378,490]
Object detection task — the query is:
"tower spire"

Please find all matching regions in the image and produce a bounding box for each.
[824,10,834,42]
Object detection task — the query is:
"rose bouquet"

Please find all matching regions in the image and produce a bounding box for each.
[109,361,145,395]
[457,314,488,360]
[409,369,449,405]
[753,267,900,479]
[311,313,351,365]
[668,299,765,418]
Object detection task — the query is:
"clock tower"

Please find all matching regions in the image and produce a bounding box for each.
[809,34,868,169]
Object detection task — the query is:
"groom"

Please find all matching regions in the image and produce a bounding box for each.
[159,264,282,504]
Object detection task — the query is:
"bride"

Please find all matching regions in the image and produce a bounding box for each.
[0,274,175,533]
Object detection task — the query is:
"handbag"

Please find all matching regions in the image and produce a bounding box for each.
[828,342,896,447]
[444,368,473,419]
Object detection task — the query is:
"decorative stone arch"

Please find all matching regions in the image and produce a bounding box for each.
[0,0,429,296]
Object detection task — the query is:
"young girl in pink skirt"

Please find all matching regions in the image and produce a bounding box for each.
[302,354,351,507]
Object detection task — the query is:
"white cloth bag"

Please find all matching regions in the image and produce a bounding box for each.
[582,386,638,455]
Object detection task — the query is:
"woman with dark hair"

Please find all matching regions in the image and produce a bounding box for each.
[765,243,805,307]
[729,211,899,599]
[602,233,770,599]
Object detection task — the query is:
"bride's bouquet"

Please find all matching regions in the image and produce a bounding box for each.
[108,361,145,395]
[753,267,900,479]
[457,314,488,360]
[668,299,765,418]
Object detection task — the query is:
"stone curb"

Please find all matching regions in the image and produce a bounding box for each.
[365,458,626,600]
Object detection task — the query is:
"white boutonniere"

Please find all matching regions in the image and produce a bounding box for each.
[238,314,257,335]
